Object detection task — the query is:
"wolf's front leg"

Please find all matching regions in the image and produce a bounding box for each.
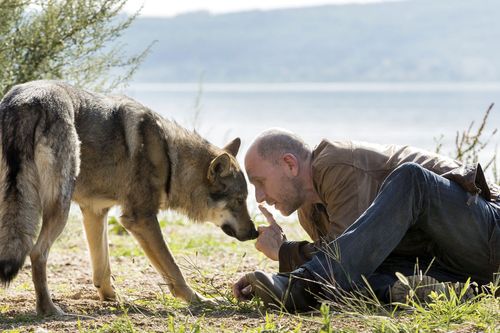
[120,214,212,304]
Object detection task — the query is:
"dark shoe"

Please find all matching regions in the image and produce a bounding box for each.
[244,268,321,312]
[390,275,476,304]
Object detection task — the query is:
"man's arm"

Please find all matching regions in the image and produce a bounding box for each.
[278,240,316,272]
[277,163,363,271]
[256,162,362,271]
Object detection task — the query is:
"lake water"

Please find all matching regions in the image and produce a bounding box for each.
[123,82,500,164]
[120,82,500,217]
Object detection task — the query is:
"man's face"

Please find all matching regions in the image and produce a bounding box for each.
[244,147,303,216]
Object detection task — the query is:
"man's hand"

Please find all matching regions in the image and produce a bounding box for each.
[255,205,286,261]
[233,274,254,301]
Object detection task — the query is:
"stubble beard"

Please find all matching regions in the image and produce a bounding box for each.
[278,175,304,216]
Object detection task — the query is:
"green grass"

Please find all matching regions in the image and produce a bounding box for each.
[323,279,500,333]
[368,291,499,332]
[2,212,498,332]
[79,307,137,333]
[13,281,32,292]
[0,304,11,314]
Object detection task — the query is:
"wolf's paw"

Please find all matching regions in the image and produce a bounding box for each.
[37,302,65,317]
[98,286,117,302]
[189,293,219,307]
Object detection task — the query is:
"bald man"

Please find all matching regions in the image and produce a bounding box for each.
[233,129,500,312]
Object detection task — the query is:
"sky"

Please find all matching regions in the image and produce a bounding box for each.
[123,0,396,17]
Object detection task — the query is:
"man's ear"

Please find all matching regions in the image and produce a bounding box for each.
[223,137,241,157]
[282,153,299,176]
[207,153,233,183]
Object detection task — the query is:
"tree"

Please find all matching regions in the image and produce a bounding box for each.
[0,0,151,96]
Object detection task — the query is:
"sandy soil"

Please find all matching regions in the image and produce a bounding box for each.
[0,211,339,332]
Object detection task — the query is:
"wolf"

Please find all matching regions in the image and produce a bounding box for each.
[0,80,258,316]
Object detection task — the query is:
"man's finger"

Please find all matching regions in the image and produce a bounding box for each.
[258,205,278,225]
[232,283,241,298]
[257,225,269,233]
[254,238,262,251]
[259,205,285,235]
[241,285,253,295]
[233,276,251,300]
[233,276,254,301]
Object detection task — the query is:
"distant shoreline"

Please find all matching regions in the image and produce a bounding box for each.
[126,82,500,93]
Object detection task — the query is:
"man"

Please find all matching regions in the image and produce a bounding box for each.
[233,128,500,312]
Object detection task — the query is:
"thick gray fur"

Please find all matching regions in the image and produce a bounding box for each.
[0,80,257,315]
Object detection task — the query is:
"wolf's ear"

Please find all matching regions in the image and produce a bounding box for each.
[207,153,234,183]
[223,137,241,157]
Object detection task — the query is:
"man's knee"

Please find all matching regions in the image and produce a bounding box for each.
[392,162,429,181]
[383,162,435,195]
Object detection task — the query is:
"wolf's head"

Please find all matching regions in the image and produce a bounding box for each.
[205,138,258,241]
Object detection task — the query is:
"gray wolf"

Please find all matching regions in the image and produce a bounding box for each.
[0,80,258,316]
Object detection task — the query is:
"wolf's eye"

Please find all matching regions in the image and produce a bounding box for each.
[210,192,226,201]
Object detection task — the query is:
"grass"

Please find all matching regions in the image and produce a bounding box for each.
[0,210,498,332]
[366,285,500,332]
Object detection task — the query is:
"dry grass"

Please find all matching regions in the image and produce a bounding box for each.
[0,210,323,332]
[0,210,498,333]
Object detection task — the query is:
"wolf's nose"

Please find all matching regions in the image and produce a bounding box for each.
[248,226,259,240]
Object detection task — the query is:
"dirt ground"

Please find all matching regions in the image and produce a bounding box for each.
[1,210,498,332]
[1,210,357,332]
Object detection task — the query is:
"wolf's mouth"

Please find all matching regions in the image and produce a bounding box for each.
[221,224,259,241]
[221,224,236,238]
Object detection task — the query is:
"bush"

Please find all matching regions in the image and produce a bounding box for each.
[436,103,498,184]
[0,0,151,96]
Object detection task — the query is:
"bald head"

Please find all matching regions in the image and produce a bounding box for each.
[246,128,311,164]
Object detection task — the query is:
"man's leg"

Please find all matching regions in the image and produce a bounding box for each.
[237,162,499,312]
[304,162,499,292]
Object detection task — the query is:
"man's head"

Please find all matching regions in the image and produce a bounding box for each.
[244,129,311,216]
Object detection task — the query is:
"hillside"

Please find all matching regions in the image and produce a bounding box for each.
[123,0,500,82]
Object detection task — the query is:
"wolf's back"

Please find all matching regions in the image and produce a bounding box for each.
[0,81,80,285]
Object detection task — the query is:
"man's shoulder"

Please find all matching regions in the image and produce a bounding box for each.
[313,139,352,160]
[313,139,463,179]
[312,139,400,166]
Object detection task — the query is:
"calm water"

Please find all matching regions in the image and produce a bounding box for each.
[119,82,500,216]
[123,82,500,163]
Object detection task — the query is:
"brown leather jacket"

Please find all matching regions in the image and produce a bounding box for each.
[278,140,500,272]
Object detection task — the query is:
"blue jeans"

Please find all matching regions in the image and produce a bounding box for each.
[303,162,500,298]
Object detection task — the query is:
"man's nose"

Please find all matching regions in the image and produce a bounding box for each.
[255,188,265,203]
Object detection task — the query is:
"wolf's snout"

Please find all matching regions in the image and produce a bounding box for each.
[221,222,259,241]
[237,223,258,241]
[248,226,259,240]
